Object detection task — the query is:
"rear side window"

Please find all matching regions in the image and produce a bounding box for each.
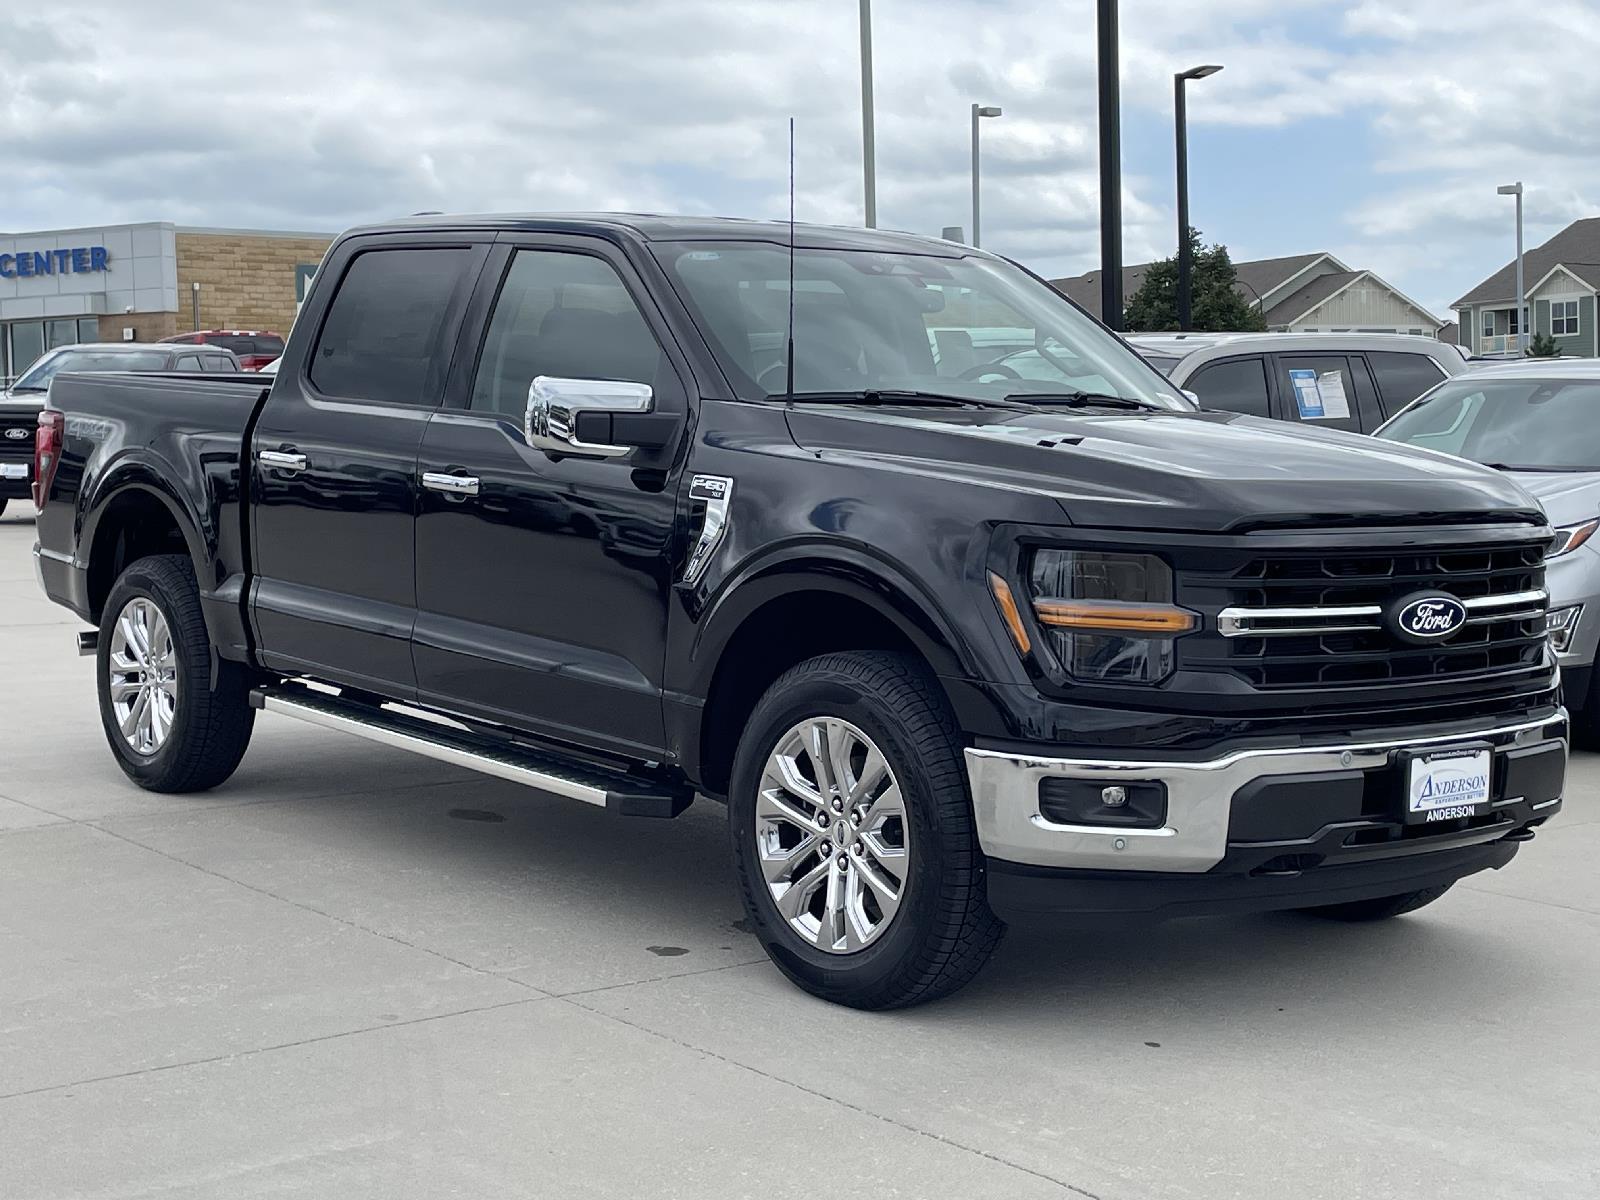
[1184,357,1270,418]
[200,354,233,372]
[1365,351,1446,414]
[214,335,255,356]
[173,355,204,372]
[254,335,285,357]
[310,247,473,404]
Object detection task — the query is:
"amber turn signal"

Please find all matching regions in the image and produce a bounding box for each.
[1033,599,1197,635]
[988,572,1032,654]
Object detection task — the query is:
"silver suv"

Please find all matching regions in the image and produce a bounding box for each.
[1377,359,1600,741]
[1128,332,1470,435]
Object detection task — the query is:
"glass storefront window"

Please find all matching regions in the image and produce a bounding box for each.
[11,322,46,377]
[46,319,78,350]
[78,317,100,343]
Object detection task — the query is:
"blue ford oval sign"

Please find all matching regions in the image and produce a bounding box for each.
[1391,593,1468,644]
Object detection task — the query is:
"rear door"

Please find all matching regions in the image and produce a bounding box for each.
[1269,354,1385,433]
[250,234,489,699]
[411,236,690,757]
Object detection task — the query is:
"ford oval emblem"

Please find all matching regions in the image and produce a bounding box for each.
[3,428,29,441]
[1389,592,1468,644]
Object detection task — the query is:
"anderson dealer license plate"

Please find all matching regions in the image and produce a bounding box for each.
[1406,746,1492,824]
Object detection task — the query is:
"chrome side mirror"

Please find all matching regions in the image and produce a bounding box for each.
[525,376,654,459]
[1182,389,1201,405]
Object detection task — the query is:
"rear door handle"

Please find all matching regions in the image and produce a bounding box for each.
[258,449,308,473]
[422,471,481,497]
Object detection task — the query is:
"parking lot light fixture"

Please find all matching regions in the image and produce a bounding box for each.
[1175,64,1223,331]
[971,104,1003,249]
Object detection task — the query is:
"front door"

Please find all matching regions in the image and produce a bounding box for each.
[251,236,488,699]
[412,239,690,758]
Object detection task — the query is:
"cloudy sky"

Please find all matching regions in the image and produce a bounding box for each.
[4,0,1598,319]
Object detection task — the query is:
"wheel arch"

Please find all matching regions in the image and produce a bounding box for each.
[82,468,209,624]
[685,547,990,798]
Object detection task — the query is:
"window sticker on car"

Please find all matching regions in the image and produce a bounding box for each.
[1289,369,1323,418]
[1289,368,1351,420]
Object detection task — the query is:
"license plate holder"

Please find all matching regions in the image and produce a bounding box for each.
[1402,744,1493,825]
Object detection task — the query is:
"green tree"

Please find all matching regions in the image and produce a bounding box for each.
[1123,227,1268,333]
[1525,331,1561,358]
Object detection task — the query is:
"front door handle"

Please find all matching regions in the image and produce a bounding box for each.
[258,449,308,473]
[422,471,481,497]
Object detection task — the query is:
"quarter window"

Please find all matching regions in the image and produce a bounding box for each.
[1184,357,1270,418]
[310,247,474,405]
[469,249,669,419]
[1552,300,1580,337]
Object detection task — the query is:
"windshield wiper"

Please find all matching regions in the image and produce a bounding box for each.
[1004,390,1164,412]
[787,389,1031,411]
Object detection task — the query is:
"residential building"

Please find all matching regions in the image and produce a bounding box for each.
[0,222,333,380]
[1052,251,1443,335]
[1453,217,1600,357]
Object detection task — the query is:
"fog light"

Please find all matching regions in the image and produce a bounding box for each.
[1039,778,1166,828]
[1546,605,1582,654]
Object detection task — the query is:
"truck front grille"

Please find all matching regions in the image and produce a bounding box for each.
[1179,539,1550,691]
[0,412,35,457]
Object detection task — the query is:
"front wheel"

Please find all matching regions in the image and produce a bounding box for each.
[1296,883,1454,922]
[97,555,255,792]
[729,651,1004,1009]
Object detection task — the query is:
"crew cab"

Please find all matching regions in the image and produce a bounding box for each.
[32,215,1567,1008]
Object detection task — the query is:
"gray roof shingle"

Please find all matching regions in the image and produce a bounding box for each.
[1051,252,1331,319]
[1453,217,1600,307]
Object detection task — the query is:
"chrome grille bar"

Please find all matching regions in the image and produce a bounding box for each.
[1218,589,1547,638]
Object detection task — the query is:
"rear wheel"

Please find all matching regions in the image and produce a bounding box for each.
[729,651,1004,1009]
[1297,883,1454,922]
[97,555,255,792]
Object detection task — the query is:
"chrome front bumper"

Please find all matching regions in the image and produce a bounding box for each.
[965,712,1568,873]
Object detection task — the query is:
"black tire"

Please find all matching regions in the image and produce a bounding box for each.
[1297,883,1454,922]
[97,554,255,793]
[729,651,1004,1009]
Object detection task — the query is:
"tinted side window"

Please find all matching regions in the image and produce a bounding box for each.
[1366,351,1446,414]
[1185,357,1270,418]
[255,335,285,357]
[311,247,473,404]
[173,355,204,372]
[469,249,669,419]
[215,335,255,356]
[200,354,233,372]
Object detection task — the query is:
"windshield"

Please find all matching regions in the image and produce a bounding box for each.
[12,349,170,392]
[655,242,1189,410]
[1379,376,1600,470]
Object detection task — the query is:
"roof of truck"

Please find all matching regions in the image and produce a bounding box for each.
[344,212,980,256]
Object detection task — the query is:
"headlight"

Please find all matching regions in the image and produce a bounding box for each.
[1546,604,1583,653]
[990,550,1196,684]
[1548,519,1599,558]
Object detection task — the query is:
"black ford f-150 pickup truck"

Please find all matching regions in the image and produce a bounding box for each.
[33,214,1567,1008]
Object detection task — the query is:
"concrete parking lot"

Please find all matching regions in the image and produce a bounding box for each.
[1,509,1596,1200]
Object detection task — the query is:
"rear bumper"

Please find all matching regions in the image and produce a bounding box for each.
[34,543,92,622]
[967,710,1567,918]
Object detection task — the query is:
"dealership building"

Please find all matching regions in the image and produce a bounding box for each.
[0,222,334,379]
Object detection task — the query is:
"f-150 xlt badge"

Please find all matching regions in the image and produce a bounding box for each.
[681,474,733,586]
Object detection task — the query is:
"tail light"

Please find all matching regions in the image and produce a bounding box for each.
[33,410,64,509]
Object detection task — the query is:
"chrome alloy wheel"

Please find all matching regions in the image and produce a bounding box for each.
[755,717,911,954]
[108,597,179,756]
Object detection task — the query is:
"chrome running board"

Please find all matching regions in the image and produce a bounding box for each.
[250,685,693,818]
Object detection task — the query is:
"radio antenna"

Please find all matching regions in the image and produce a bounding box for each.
[785,116,796,405]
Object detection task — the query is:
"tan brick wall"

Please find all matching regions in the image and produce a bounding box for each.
[175,232,334,335]
[96,312,179,343]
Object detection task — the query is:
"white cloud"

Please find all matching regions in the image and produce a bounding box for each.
[1,0,1598,313]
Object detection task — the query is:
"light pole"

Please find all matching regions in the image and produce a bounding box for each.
[970,104,1002,248]
[1497,182,1525,352]
[1097,0,1122,329]
[1175,64,1222,331]
[859,0,877,228]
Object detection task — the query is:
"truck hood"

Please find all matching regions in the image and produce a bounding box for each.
[784,405,1544,533]
[0,391,46,411]
[1505,469,1600,527]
